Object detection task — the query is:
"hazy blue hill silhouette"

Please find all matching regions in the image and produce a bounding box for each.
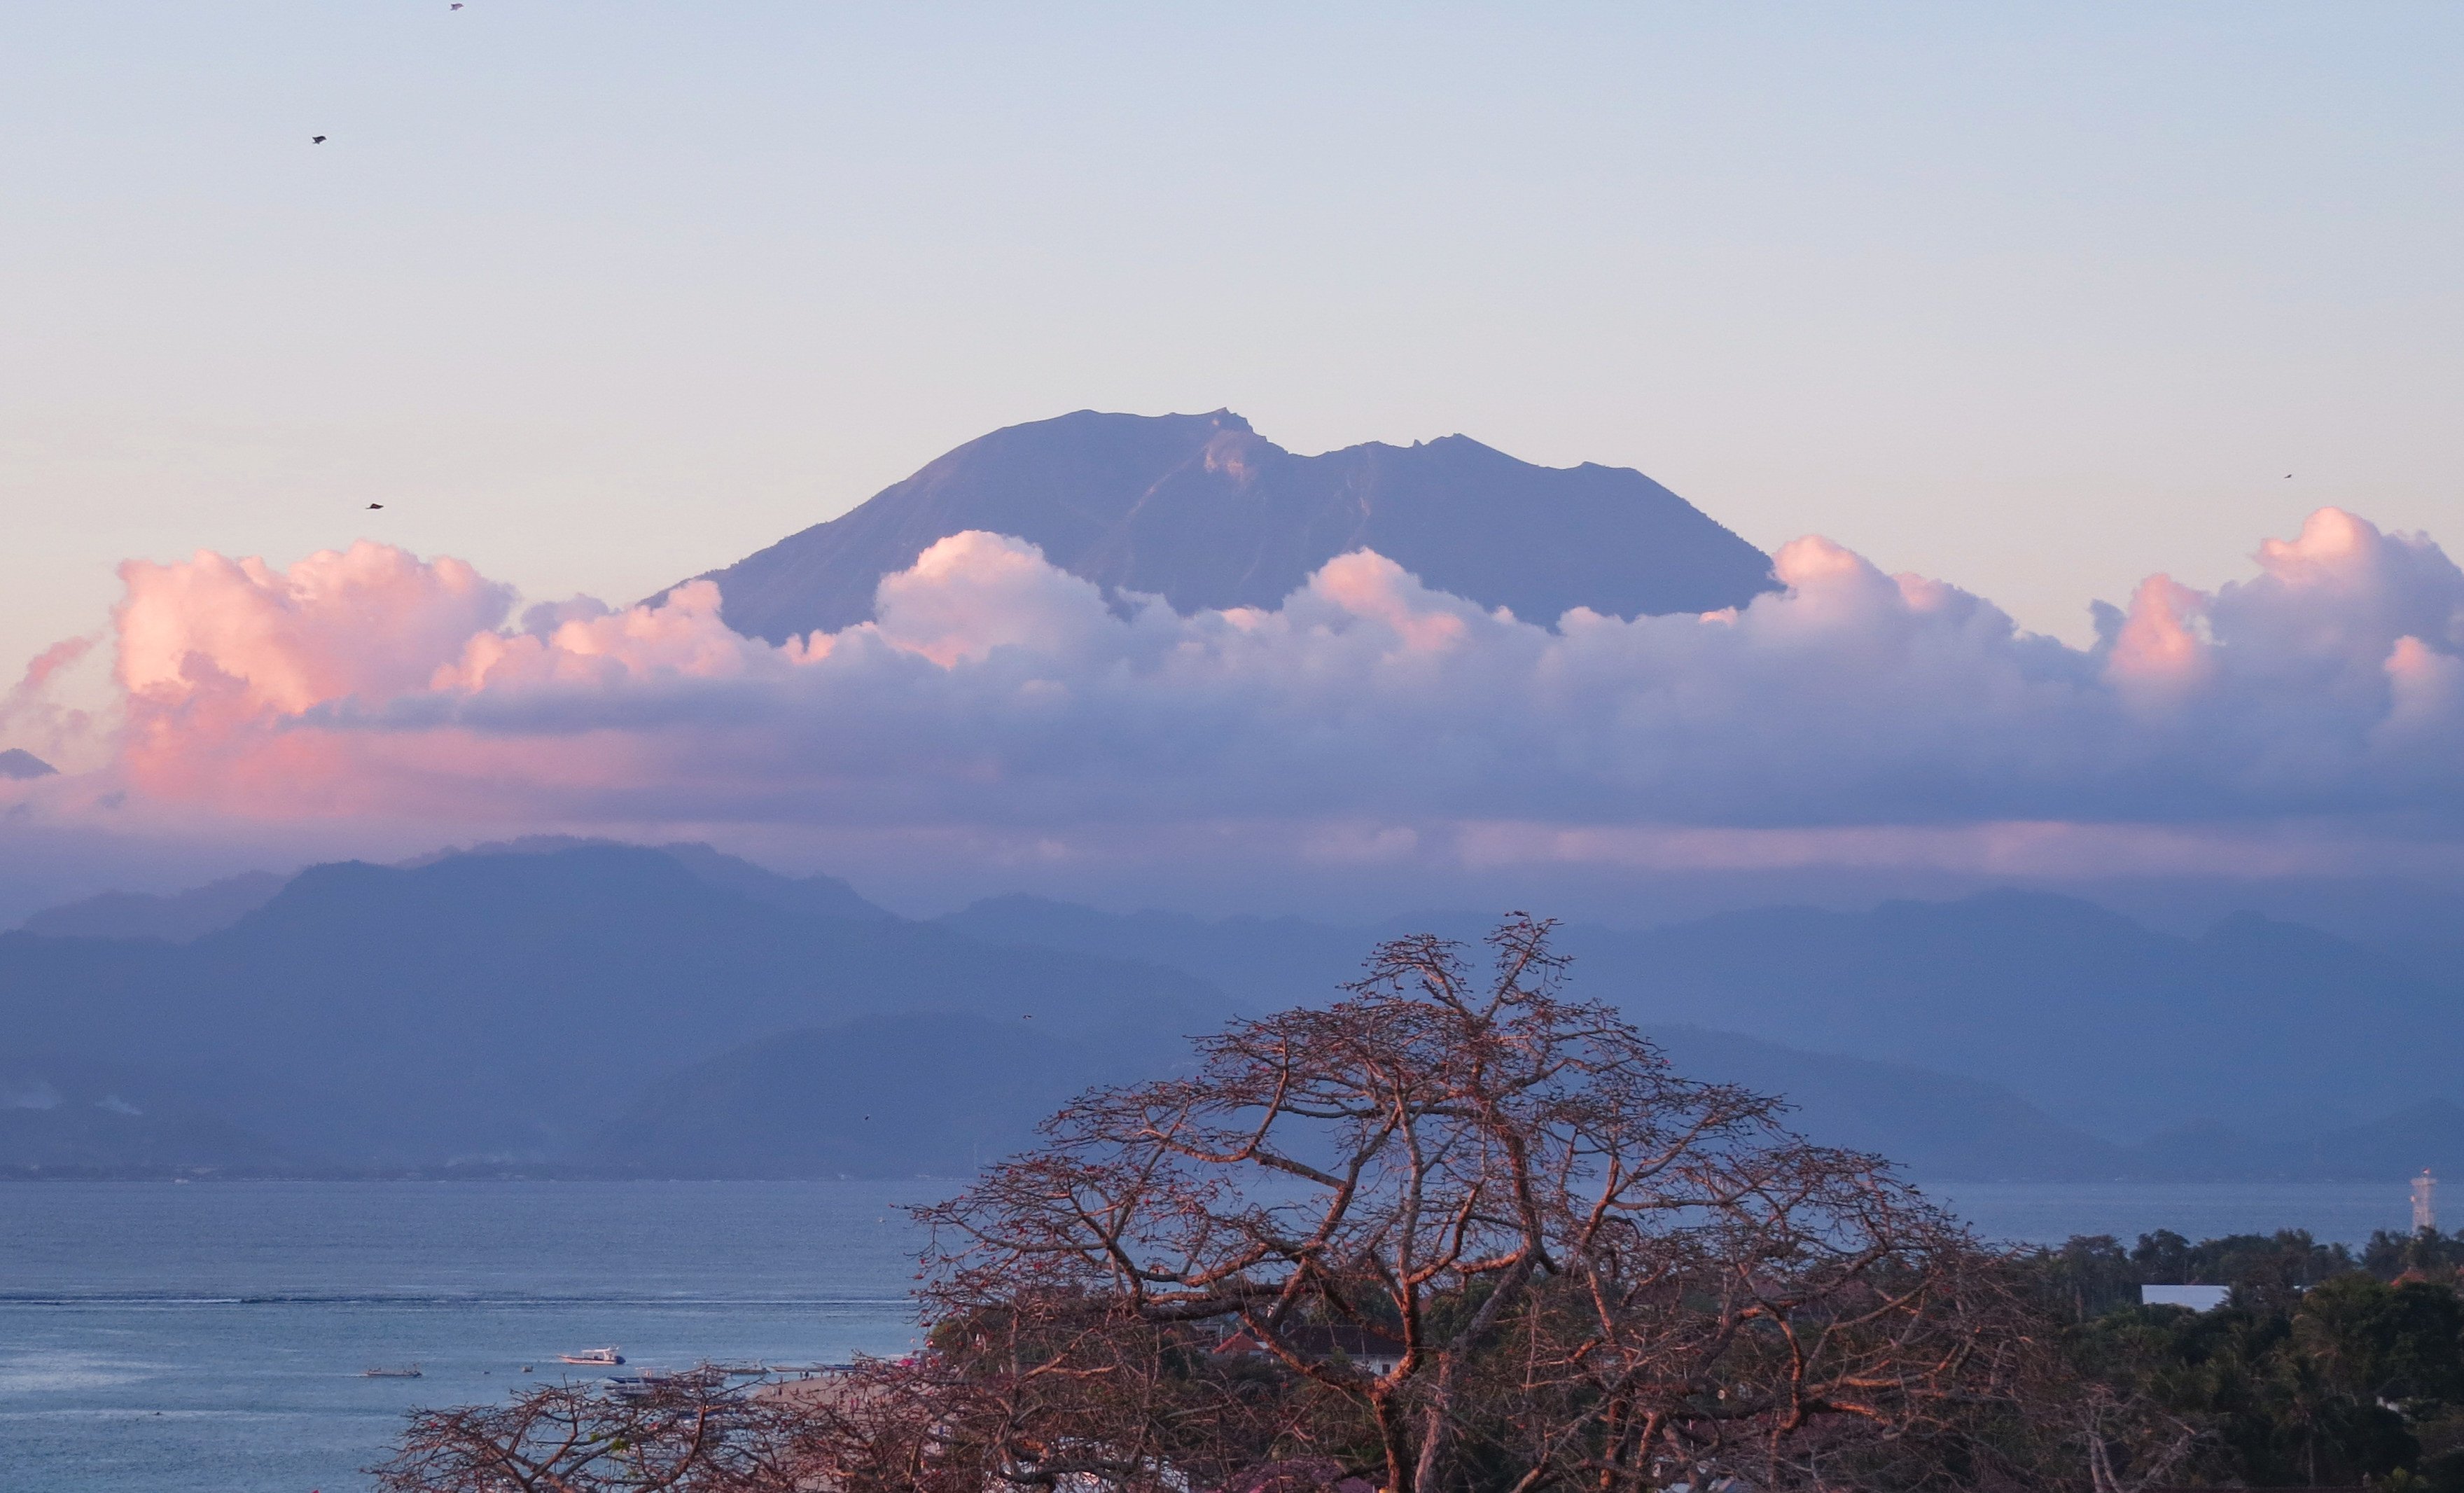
[936,888,2464,1153]
[683,410,1779,641]
[0,845,1227,1164]
[932,898,2127,1180]
[2298,1101,2464,1180]
[938,894,1393,1012]
[20,870,291,942]
[651,841,891,922]
[16,847,2455,1179]
[582,1003,2115,1182]
[1583,891,2464,1138]
[397,835,893,924]
[2122,1101,2464,1181]
[8,838,893,945]
[1643,1026,2124,1182]
[585,1011,1196,1179]
[0,1050,295,1172]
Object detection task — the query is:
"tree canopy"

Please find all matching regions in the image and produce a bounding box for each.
[410,917,2430,1493]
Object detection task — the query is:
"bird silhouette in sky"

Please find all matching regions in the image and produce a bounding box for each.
[312,136,327,144]
[366,503,384,511]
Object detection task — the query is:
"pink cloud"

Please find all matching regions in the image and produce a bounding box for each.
[106,542,512,810]
[2104,574,2213,699]
[117,542,510,711]
[16,511,2464,872]
[0,636,99,770]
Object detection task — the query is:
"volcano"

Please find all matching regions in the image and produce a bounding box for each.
[678,410,1778,641]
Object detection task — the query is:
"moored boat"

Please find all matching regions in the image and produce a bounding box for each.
[558,1347,625,1366]
[606,1366,726,1401]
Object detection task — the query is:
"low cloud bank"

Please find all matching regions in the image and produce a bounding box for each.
[11,508,2464,877]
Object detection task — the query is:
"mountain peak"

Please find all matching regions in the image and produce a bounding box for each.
[0,749,57,780]
[676,410,1778,643]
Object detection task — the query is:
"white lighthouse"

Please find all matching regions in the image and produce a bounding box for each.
[2414,1169,2438,1233]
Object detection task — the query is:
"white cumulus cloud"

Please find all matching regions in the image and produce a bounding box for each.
[10,510,2463,880]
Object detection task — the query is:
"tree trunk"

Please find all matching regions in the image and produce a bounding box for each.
[1374,1389,1416,1493]
[1413,1352,1458,1493]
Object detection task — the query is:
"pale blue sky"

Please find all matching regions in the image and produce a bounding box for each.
[5,2,2459,693]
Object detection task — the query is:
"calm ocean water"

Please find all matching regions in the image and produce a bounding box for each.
[0,1181,936,1493]
[0,1179,2431,1492]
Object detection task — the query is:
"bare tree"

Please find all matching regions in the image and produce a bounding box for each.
[381,917,2091,1493]
[372,1377,819,1493]
[914,915,2049,1493]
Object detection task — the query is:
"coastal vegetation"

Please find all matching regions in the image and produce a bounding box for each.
[377,919,2464,1492]
[2036,1226,2464,1488]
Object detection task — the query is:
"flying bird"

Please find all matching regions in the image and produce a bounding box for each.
[312,135,327,144]
[366,503,384,510]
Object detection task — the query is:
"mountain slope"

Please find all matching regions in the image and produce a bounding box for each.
[584,1011,1199,1179]
[22,852,2449,1181]
[682,410,1779,641]
[1644,1026,2124,1182]
[938,894,1386,1011]
[13,840,891,943]
[936,890,2464,1148]
[0,1050,296,1172]
[1573,893,2464,1139]
[21,870,290,941]
[583,1011,2115,1182]
[0,846,1226,1162]
[2126,1102,2464,1182]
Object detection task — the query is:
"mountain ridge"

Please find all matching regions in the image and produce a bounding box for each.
[677,409,1780,641]
[934,888,2464,1146]
[12,847,2457,1182]
[0,844,1228,1163]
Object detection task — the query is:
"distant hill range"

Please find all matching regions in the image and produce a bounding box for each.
[0,843,1225,1169]
[22,870,291,942]
[938,891,2464,1177]
[674,410,1780,641]
[7,843,2463,1186]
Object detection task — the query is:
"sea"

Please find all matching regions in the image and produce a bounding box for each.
[0,1179,2430,1492]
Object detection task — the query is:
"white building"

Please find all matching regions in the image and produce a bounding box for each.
[2141,1284,2230,1311]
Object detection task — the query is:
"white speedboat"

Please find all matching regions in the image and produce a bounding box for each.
[558,1347,625,1366]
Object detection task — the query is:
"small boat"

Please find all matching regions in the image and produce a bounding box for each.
[363,1364,423,1378]
[559,1347,625,1366]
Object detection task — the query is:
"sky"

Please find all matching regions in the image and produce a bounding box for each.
[3,4,2462,917]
